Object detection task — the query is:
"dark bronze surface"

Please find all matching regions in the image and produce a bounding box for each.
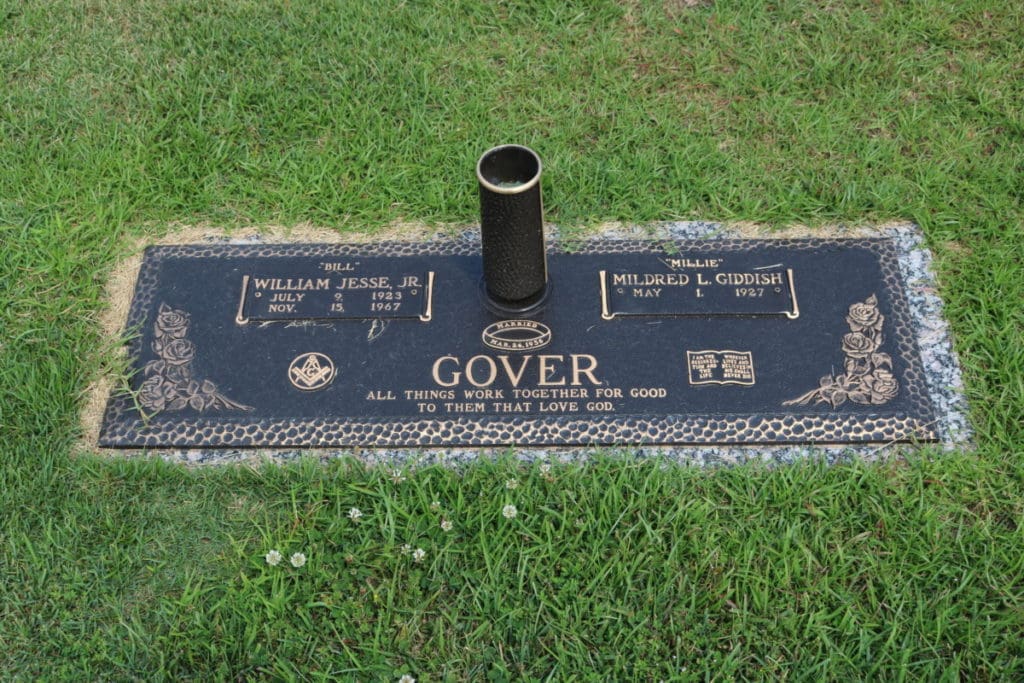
[99,238,936,448]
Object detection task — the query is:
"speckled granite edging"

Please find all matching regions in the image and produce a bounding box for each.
[95,221,971,467]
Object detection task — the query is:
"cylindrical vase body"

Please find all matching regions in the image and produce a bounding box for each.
[477,144,547,309]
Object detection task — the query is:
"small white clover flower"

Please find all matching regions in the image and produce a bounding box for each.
[399,675,416,683]
[430,500,441,511]
[400,543,412,555]
[505,478,518,490]
[502,504,517,519]
[390,468,406,484]
[539,462,551,474]
[412,547,426,563]
[290,552,307,568]
[348,507,363,521]
[265,549,282,566]
[440,518,453,532]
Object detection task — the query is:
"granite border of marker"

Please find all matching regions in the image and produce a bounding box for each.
[97,221,972,467]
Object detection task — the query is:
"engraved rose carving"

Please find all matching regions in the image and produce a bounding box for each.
[160,338,196,365]
[785,294,898,409]
[139,375,168,411]
[841,332,878,358]
[846,295,883,332]
[155,304,190,339]
[862,369,899,404]
[139,304,251,416]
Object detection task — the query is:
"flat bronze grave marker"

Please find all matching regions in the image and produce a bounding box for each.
[99,237,937,448]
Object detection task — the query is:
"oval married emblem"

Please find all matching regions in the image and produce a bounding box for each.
[288,352,336,391]
[481,320,552,352]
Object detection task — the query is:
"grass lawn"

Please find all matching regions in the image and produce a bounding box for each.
[2,0,1023,679]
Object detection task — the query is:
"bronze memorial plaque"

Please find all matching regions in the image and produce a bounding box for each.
[99,145,935,448]
[98,238,937,448]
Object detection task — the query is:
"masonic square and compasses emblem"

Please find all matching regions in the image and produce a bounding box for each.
[288,352,336,391]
